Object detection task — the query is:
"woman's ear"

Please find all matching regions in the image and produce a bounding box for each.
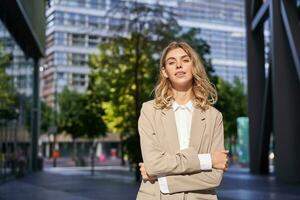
[162,67,169,78]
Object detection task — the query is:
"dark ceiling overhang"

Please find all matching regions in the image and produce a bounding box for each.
[0,0,45,60]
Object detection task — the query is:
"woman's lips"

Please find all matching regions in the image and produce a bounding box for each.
[175,71,186,77]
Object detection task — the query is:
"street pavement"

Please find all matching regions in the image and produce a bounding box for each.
[0,162,300,200]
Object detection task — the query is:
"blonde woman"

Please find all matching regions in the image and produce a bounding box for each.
[136,42,229,200]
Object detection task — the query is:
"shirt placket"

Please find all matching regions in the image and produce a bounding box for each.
[180,107,188,149]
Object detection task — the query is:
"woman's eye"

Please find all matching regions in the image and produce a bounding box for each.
[183,59,190,62]
[168,62,175,65]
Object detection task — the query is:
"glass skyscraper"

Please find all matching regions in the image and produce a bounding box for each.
[0,21,34,96]
[43,0,246,105]
[175,0,246,83]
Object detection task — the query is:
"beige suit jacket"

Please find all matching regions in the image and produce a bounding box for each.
[136,100,225,200]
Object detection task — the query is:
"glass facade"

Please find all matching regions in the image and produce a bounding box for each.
[0,22,34,96]
[0,22,32,182]
[43,0,247,105]
[175,0,246,84]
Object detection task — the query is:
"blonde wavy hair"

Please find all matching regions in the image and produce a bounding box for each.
[154,41,217,110]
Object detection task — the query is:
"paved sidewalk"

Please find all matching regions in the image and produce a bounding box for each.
[219,167,300,200]
[0,166,138,200]
[0,165,299,200]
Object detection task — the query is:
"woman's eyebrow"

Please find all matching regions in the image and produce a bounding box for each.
[166,55,189,62]
[181,55,190,59]
[166,57,176,62]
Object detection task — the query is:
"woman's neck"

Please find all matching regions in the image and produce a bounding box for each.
[172,87,193,105]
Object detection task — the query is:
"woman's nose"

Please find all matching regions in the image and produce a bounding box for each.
[176,62,182,68]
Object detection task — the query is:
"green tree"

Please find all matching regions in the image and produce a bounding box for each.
[40,100,54,133]
[58,89,86,139]
[215,77,247,151]
[88,3,215,180]
[58,88,106,160]
[0,42,16,121]
[22,96,47,133]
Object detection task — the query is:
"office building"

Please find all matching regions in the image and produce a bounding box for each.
[43,0,246,105]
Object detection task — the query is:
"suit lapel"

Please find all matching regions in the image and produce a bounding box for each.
[189,107,207,152]
[161,108,180,152]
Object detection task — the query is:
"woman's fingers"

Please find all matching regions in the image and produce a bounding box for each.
[211,150,231,171]
[139,163,157,181]
[139,163,145,171]
[224,153,230,171]
[139,162,146,179]
[223,150,230,170]
[222,150,229,154]
[139,162,149,180]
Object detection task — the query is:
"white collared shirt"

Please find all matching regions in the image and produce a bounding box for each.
[157,100,212,194]
[172,100,194,150]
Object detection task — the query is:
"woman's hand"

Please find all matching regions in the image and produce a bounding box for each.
[139,162,157,183]
[211,150,230,171]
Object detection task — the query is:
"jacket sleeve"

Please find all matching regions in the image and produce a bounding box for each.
[163,112,225,193]
[139,103,202,177]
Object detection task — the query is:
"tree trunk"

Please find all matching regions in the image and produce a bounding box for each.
[134,32,142,182]
[120,133,125,166]
[53,133,57,167]
[91,139,97,175]
[72,137,77,161]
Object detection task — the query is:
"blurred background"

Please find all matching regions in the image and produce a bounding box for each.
[0,0,299,200]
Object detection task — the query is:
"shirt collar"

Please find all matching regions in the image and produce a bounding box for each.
[172,100,194,112]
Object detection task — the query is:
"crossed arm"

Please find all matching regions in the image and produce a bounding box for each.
[138,104,227,193]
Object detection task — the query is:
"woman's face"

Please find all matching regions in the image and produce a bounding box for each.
[162,47,194,90]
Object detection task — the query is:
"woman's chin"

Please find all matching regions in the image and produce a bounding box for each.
[171,81,193,91]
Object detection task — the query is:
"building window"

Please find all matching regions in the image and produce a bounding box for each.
[88,35,99,47]
[54,52,67,65]
[71,73,86,86]
[68,53,87,66]
[109,18,126,31]
[54,11,64,25]
[17,75,27,89]
[65,13,76,25]
[55,32,65,45]
[77,14,86,26]
[88,16,98,28]
[71,33,86,46]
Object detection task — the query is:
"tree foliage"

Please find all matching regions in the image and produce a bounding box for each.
[0,42,16,121]
[58,88,106,140]
[40,100,54,133]
[22,96,51,133]
[215,77,248,140]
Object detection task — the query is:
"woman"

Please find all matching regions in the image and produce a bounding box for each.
[136,41,229,200]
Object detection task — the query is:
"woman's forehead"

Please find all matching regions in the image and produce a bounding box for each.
[165,47,189,59]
